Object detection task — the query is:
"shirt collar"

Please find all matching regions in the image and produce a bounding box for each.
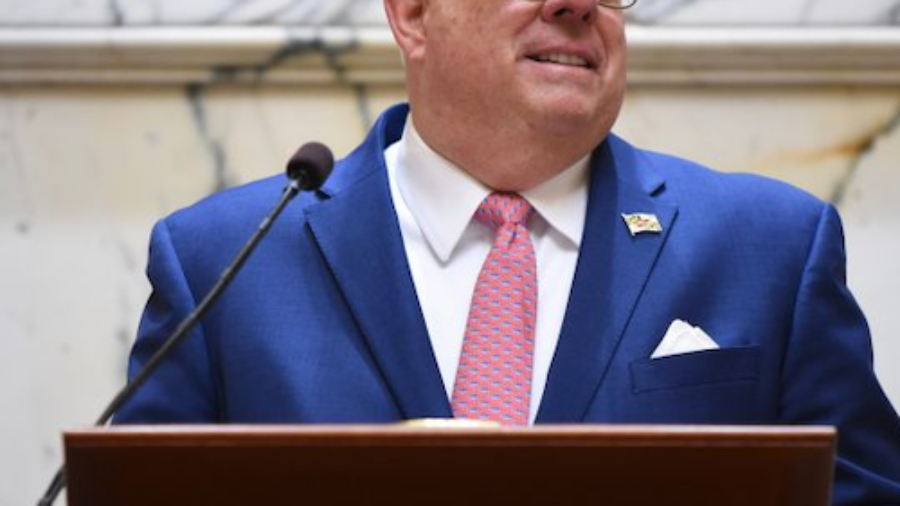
[521,153,589,250]
[396,117,589,262]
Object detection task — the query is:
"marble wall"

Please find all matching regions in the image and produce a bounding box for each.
[630,0,900,25]
[2,0,900,26]
[2,1,900,504]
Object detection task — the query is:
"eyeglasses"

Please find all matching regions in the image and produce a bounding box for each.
[598,0,637,9]
[523,0,638,9]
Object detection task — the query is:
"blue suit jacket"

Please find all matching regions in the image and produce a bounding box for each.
[118,104,900,504]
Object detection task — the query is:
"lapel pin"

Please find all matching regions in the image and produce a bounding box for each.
[622,213,663,236]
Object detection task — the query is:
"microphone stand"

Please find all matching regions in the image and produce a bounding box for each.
[37,142,332,505]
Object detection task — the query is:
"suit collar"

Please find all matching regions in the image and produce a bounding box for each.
[317,104,408,198]
[304,104,453,419]
[536,135,678,423]
[608,134,667,197]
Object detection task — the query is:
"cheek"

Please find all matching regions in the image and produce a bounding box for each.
[597,12,627,55]
[597,7,626,26]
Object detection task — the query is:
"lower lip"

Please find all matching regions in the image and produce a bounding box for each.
[524,58,597,78]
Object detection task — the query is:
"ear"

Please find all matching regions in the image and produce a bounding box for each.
[384,0,428,62]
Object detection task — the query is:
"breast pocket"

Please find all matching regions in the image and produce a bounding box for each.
[630,346,760,394]
[625,346,763,423]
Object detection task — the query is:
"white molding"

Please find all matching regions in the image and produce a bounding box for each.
[626,27,900,86]
[0,27,899,86]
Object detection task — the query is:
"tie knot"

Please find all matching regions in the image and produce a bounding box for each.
[475,193,534,230]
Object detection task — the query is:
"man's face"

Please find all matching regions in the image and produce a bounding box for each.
[416,0,627,144]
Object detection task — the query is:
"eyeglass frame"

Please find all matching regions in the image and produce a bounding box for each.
[522,0,638,10]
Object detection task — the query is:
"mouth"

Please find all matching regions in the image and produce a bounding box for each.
[527,52,596,70]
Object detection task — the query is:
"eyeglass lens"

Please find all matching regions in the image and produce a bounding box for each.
[598,0,637,8]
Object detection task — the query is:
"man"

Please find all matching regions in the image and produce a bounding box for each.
[117,0,900,503]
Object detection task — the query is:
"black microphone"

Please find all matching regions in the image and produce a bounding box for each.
[36,142,335,506]
[288,141,334,190]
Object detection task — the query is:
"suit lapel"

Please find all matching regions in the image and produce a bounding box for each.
[303,108,452,420]
[537,138,678,423]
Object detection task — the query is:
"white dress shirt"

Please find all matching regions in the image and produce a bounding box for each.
[384,117,589,423]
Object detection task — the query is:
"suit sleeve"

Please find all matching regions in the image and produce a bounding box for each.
[780,204,900,505]
[113,218,221,423]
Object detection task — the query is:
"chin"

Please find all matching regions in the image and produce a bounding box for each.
[528,99,607,137]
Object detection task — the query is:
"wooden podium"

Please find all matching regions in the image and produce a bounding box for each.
[64,424,835,506]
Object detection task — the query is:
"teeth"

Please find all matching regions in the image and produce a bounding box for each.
[535,53,589,67]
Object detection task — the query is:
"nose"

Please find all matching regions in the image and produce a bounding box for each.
[539,0,597,24]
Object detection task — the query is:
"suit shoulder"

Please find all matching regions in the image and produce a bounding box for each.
[166,174,328,229]
[610,138,834,257]
[166,175,285,227]
[630,145,828,218]
[153,174,325,261]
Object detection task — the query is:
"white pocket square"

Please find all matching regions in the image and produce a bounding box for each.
[651,319,719,359]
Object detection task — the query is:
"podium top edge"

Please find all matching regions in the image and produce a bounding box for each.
[64,423,837,448]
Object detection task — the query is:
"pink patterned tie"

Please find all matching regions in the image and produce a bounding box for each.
[452,193,537,426]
